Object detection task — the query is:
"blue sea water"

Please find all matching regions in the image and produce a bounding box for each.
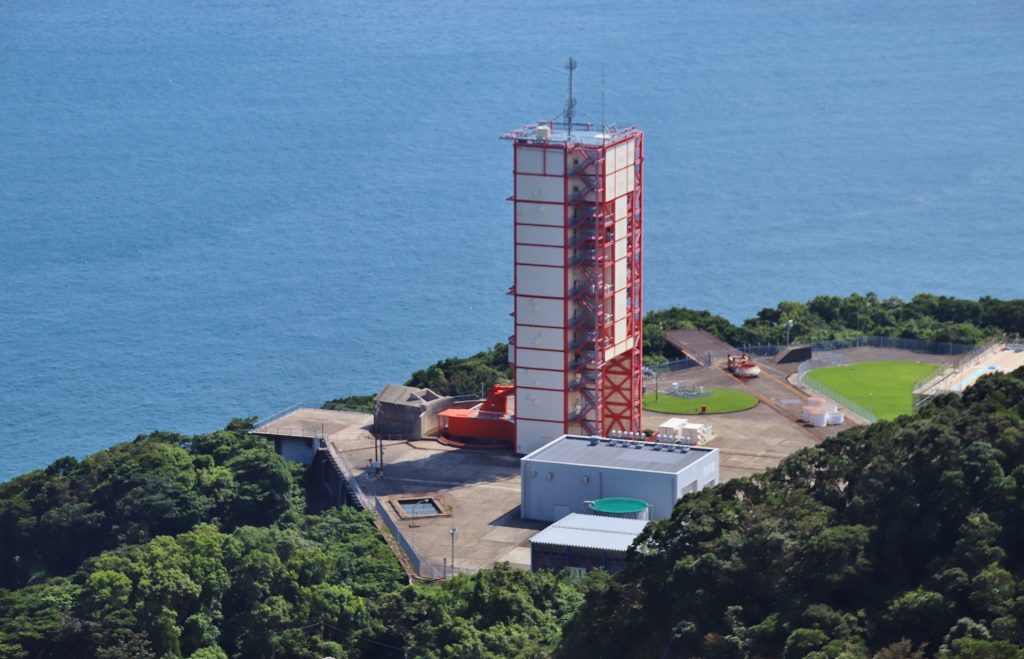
[1,0,1022,481]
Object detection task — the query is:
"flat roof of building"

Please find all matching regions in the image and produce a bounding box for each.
[523,434,716,474]
[530,513,647,552]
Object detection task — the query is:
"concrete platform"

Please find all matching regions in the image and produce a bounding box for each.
[262,343,956,576]
[254,407,370,439]
[327,428,543,575]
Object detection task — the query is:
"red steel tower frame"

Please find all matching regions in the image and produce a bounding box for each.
[502,121,644,454]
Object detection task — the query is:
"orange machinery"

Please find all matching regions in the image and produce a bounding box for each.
[438,385,515,448]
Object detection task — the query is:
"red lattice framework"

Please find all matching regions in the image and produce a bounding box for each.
[563,132,643,437]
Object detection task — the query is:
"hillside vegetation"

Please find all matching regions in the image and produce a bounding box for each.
[0,422,593,658]
[558,368,1024,658]
[4,294,1024,658]
[7,372,1024,658]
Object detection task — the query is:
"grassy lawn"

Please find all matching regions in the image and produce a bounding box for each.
[642,389,758,415]
[805,360,938,420]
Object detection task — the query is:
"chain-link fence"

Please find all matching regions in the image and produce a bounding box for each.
[797,359,878,423]
[737,335,976,358]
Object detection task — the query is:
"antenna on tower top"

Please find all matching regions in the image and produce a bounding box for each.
[565,57,577,139]
[601,65,606,144]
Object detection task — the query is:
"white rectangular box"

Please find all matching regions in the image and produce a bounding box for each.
[517,367,564,390]
[517,387,565,422]
[516,296,564,327]
[545,149,565,175]
[517,264,565,298]
[521,436,720,520]
[516,146,545,174]
[517,244,564,267]
[515,419,566,456]
[516,202,564,227]
[515,347,564,371]
[614,289,627,319]
[517,174,564,203]
[516,326,564,351]
[516,224,564,247]
[614,259,627,288]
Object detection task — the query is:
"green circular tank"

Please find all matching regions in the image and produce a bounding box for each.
[588,498,650,520]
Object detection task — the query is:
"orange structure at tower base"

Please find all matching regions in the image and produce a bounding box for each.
[438,385,515,448]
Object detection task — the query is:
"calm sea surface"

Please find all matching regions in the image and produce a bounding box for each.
[2,0,1022,481]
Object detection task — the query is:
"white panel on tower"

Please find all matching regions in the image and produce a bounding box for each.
[626,167,635,193]
[615,238,627,261]
[515,419,565,455]
[517,367,564,390]
[516,224,563,247]
[615,318,627,344]
[604,173,616,202]
[516,296,564,327]
[517,387,565,422]
[616,219,627,241]
[626,139,636,165]
[615,289,627,318]
[516,174,564,203]
[615,196,627,221]
[515,347,564,371]
[517,264,564,298]
[516,202,564,226]
[517,245,564,267]
[517,326,564,351]
[614,143,628,171]
[615,259,628,288]
[545,149,565,175]
[516,147,545,175]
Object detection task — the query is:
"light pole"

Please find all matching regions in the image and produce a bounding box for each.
[450,527,458,576]
[785,319,794,345]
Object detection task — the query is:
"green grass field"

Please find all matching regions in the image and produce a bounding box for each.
[805,360,938,420]
[642,389,758,415]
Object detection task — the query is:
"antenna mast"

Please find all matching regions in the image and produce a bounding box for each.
[601,65,606,144]
[565,57,577,139]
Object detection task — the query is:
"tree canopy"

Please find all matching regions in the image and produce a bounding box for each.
[5,294,1024,658]
[558,367,1024,658]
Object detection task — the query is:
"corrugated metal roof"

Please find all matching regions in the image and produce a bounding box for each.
[523,435,716,473]
[529,513,647,552]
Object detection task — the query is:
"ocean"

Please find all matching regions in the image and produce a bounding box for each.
[2,0,1022,481]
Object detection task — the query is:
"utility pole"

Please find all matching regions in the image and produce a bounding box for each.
[450,527,458,576]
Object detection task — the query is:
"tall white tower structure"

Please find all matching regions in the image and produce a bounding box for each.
[502,118,644,455]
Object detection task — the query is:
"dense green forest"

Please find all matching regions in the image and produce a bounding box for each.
[558,368,1024,658]
[6,368,1024,658]
[0,421,594,658]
